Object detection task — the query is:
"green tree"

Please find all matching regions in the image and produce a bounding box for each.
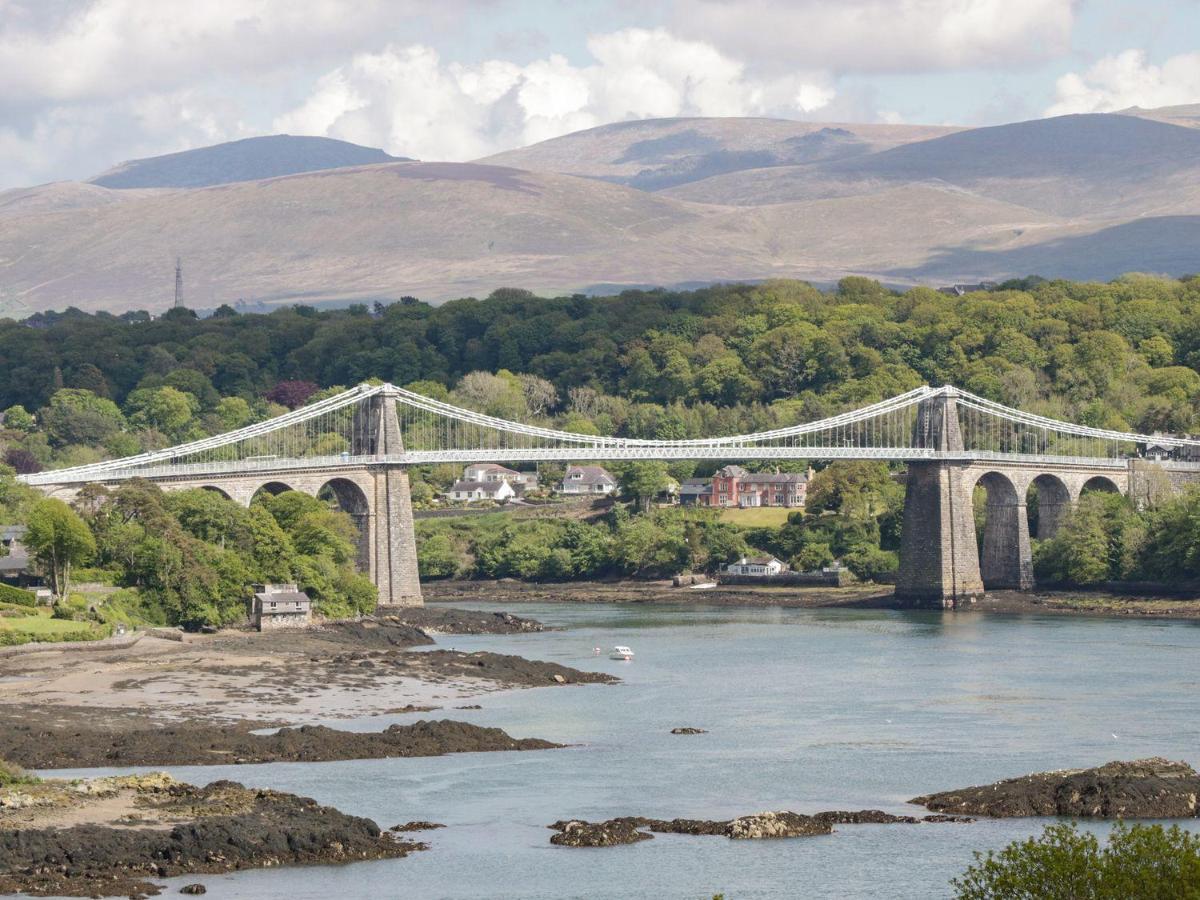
[619,461,671,512]
[24,498,96,599]
[125,386,198,438]
[2,405,35,433]
[40,389,125,448]
[953,822,1200,899]
[807,462,902,520]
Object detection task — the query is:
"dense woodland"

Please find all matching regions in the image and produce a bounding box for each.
[3,274,1200,628]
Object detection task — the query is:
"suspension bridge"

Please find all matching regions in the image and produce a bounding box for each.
[19,383,1200,608]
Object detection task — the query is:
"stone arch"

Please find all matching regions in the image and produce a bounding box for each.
[249,481,298,505]
[1026,474,1071,540]
[197,485,233,502]
[973,471,1033,590]
[318,477,372,572]
[1080,475,1120,496]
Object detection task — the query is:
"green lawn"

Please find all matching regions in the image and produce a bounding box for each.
[0,611,100,636]
[717,507,795,527]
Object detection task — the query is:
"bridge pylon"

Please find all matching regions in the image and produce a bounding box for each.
[895,389,985,607]
[367,388,422,608]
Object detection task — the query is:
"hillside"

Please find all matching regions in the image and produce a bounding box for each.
[665,113,1200,218]
[1121,103,1200,130]
[1,109,1199,314]
[479,116,958,189]
[89,135,407,189]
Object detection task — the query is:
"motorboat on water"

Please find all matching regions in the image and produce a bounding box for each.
[610,645,634,661]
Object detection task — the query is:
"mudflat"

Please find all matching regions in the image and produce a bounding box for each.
[0,610,613,769]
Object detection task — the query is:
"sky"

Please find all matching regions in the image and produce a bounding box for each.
[1,0,1199,190]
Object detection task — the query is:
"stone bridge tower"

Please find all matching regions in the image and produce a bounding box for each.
[895,389,986,607]
[359,388,423,609]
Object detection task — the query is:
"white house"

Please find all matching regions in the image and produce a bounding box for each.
[461,463,539,494]
[725,555,787,577]
[559,465,617,495]
[446,479,516,503]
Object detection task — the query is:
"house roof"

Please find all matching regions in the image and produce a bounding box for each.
[739,472,807,484]
[715,465,748,477]
[465,463,520,475]
[450,479,511,495]
[679,479,710,494]
[255,590,311,606]
[738,555,782,566]
[564,465,616,484]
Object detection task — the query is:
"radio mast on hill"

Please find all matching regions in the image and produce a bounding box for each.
[174,257,183,308]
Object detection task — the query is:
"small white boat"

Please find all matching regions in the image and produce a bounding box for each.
[610,645,634,661]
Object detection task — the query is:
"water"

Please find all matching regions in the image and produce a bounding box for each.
[43,603,1200,899]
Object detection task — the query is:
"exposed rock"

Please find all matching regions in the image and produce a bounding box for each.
[0,777,424,898]
[549,819,653,847]
[548,807,972,847]
[390,821,446,832]
[911,758,1200,818]
[670,727,707,735]
[372,608,546,635]
[726,811,831,839]
[179,886,206,895]
[812,810,974,825]
[0,718,560,769]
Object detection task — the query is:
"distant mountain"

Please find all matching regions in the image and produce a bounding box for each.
[89,135,408,189]
[664,113,1200,218]
[1119,103,1200,130]
[1,109,1198,314]
[480,117,958,190]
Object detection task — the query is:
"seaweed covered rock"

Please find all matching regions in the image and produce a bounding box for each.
[912,758,1200,818]
[726,811,831,839]
[549,818,653,847]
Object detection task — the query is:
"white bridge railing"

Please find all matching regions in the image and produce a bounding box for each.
[19,383,1200,488]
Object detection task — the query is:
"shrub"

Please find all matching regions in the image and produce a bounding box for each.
[953,822,1200,899]
[0,758,38,786]
[0,583,35,607]
[843,545,897,582]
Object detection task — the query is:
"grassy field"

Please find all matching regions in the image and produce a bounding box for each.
[0,610,101,636]
[717,507,795,527]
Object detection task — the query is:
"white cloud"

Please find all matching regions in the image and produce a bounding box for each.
[1046,49,1200,116]
[0,0,471,105]
[274,28,836,161]
[670,0,1076,74]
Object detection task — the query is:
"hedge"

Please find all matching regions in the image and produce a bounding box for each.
[0,583,36,607]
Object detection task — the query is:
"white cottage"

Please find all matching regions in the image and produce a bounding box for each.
[445,479,516,503]
[725,555,787,577]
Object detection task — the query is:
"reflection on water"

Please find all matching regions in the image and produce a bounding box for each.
[42,603,1200,900]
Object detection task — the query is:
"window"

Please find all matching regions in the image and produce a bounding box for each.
[269,601,276,609]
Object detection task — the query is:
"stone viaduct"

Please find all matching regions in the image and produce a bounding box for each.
[42,392,423,609]
[895,391,1185,607]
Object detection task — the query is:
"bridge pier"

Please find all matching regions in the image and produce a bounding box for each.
[895,390,984,607]
[365,389,422,609]
[978,482,1034,591]
[895,462,984,607]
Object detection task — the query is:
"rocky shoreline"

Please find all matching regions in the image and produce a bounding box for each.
[912,758,1200,818]
[423,580,1200,621]
[0,713,562,769]
[548,809,974,846]
[0,773,423,899]
[0,607,616,768]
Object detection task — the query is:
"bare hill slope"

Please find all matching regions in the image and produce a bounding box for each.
[2,110,1200,314]
[90,135,407,189]
[480,116,958,190]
